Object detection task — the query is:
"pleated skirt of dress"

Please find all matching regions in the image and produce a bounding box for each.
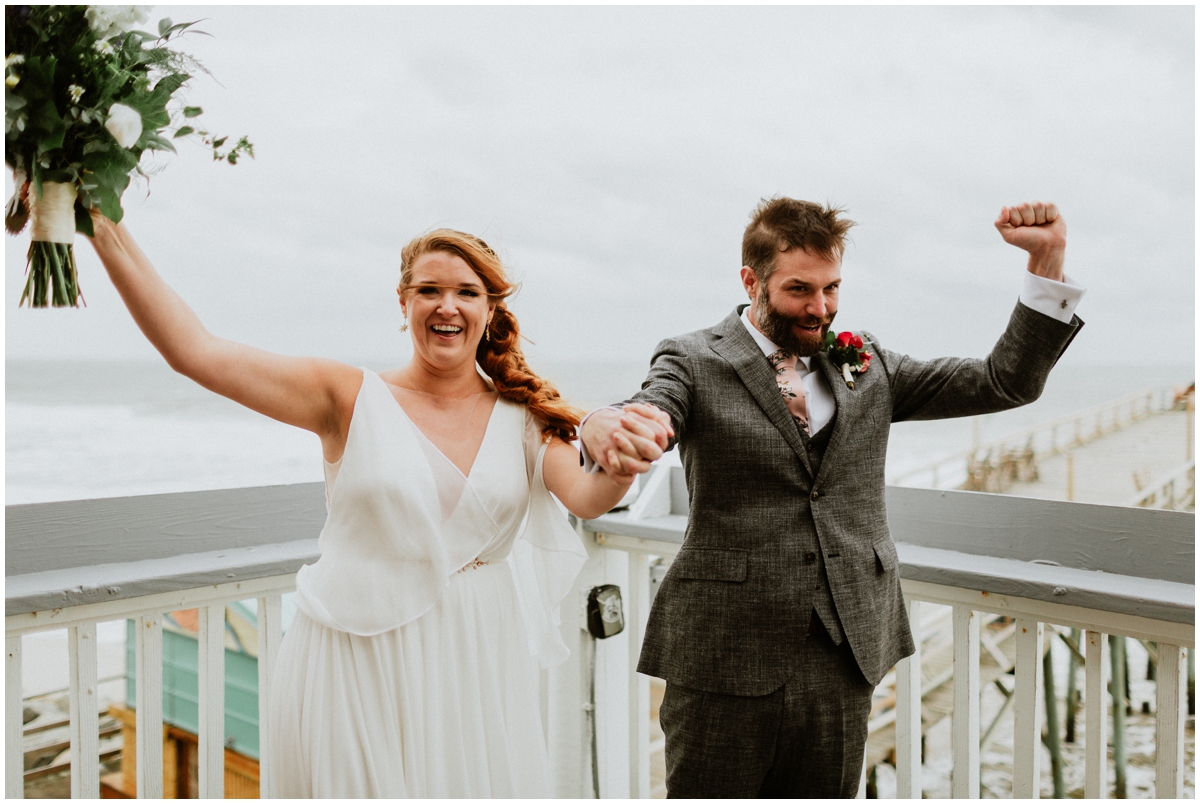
[268,561,552,798]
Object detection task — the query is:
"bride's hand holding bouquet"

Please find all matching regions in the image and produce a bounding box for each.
[4,5,251,308]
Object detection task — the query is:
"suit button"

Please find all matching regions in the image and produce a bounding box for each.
[806,442,815,452]
[810,490,820,501]
[804,552,817,564]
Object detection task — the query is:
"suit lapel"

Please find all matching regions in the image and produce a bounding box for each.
[812,350,857,483]
[710,309,815,478]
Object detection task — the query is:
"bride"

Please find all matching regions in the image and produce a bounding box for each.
[85,217,671,797]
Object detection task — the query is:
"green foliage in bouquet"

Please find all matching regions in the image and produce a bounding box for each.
[4,5,252,307]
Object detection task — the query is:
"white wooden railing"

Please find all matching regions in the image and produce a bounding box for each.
[889,385,1181,490]
[6,477,1195,799]
[7,578,291,798]
[5,483,320,799]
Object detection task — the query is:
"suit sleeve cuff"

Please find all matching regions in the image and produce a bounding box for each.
[578,405,624,473]
[1020,271,1086,324]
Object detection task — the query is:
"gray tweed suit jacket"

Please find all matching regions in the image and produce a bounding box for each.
[632,301,1082,695]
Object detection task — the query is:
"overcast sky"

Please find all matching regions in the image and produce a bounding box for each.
[5,5,1194,371]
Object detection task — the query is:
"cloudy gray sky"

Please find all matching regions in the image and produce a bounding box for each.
[5,5,1194,371]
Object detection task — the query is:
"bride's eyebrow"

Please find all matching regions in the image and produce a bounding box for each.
[406,281,487,291]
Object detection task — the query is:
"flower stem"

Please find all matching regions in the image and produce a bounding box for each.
[20,241,82,308]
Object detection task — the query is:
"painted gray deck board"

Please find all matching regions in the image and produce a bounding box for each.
[896,544,1193,625]
[882,487,1193,584]
[5,539,318,616]
[5,482,326,575]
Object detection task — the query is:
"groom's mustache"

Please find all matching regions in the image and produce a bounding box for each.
[793,315,833,329]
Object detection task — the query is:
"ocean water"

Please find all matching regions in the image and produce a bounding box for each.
[5,358,1193,505]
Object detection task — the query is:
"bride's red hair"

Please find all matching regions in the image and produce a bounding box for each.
[399,229,583,443]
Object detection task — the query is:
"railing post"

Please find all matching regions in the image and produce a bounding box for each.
[895,599,922,799]
[198,605,226,799]
[593,548,633,798]
[135,613,164,798]
[68,622,100,798]
[1084,630,1109,799]
[257,594,283,799]
[1154,644,1187,798]
[6,635,23,799]
[950,606,979,798]
[1012,619,1044,798]
[627,552,651,799]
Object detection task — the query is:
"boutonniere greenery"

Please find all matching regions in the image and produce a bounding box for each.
[823,331,872,390]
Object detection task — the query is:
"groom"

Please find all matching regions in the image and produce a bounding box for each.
[582,197,1084,797]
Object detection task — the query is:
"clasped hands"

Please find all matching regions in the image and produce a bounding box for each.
[580,403,674,479]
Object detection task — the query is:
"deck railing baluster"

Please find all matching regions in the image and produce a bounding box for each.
[626,552,651,799]
[134,613,164,799]
[1084,630,1109,799]
[1155,643,1187,798]
[7,635,25,799]
[198,605,226,798]
[894,599,922,799]
[68,623,100,798]
[951,606,980,798]
[1013,619,1045,798]
[257,594,283,799]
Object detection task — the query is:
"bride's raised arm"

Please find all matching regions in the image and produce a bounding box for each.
[87,214,362,458]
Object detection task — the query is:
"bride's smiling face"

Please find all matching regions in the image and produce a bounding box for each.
[400,251,493,370]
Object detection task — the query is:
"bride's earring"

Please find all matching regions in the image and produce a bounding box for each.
[485,317,492,341]
[399,316,409,332]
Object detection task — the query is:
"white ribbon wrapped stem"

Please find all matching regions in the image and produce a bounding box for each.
[29,182,78,244]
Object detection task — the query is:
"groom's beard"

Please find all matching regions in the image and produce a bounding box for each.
[755,286,836,358]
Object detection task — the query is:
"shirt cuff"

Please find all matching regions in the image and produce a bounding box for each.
[578,405,624,473]
[1019,271,1086,324]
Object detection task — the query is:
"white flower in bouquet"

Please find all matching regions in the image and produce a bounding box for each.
[93,39,116,56]
[104,103,143,149]
[84,5,152,40]
[4,54,23,88]
[68,85,85,103]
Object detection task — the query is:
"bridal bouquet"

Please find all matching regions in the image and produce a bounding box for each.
[4,5,252,307]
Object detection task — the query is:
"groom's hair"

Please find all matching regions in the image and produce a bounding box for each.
[743,197,855,281]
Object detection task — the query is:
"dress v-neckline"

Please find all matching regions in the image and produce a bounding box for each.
[377,372,502,481]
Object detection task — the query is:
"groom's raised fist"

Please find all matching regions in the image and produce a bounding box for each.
[994,200,1066,282]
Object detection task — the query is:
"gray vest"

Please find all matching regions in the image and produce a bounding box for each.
[799,418,846,644]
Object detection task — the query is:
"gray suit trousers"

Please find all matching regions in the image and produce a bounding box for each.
[659,616,874,798]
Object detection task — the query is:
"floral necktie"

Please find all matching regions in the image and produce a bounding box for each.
[767,350,809,434]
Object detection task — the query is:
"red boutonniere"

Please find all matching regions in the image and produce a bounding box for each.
[823,331,872,389]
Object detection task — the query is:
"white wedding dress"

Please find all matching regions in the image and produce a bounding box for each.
[268,369,587,798]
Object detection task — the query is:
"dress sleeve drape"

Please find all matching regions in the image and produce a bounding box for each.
[509,415,589,668]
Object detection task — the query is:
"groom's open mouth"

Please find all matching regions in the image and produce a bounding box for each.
[793,318,829,338]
